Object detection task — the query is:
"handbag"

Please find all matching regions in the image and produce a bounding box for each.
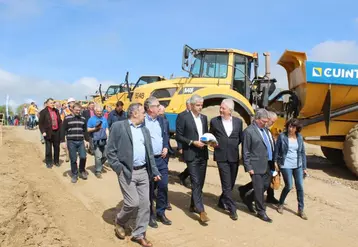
[270,170,281,190]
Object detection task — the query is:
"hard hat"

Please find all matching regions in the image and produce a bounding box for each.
[67,98,76,103]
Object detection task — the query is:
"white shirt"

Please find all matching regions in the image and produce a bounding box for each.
[23,107,28,115]
[191,111,203,138]
[221,116,233,136]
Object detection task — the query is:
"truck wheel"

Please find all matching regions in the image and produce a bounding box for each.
[320,147,344,165]
[343,124,358,177]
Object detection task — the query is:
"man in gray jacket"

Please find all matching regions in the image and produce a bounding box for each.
[107,102,161,247]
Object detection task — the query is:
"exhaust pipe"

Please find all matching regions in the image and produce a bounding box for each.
[263,52,271,79]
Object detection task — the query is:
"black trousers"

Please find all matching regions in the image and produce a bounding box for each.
[217,161,238,213]
[179,167,190,180]
[45,129,60,165]
[187,157,207,213]
[245,169,271,215]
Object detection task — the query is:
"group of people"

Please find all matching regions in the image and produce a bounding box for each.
[37,94,308,247]
[22,102,39,129]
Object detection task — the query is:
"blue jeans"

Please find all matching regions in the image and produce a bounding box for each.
[28,114,36,128]
[67,140,87,176]
[279,167,305,211]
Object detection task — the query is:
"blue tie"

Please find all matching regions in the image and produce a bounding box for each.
[260,128,272,161]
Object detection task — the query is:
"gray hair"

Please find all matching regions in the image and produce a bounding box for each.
[221,98,234,112]
[189,94,204,105]
[94,104,102,111]
[144,96,158,111]
[254,108,269,120]
[186,99,190,105]
[128,103,142,118]
[267,111,277,119]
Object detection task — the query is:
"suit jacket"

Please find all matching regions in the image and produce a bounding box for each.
[209,116,243,163]
[143,115,169,151]
[176,110,189,150]
[39,107,62,138]
[242,122,272,174]
[106,120,160,182]
[175,111,209,162]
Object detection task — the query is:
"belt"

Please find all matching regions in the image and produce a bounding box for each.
[133,164,147,170]
[154,154,162,158]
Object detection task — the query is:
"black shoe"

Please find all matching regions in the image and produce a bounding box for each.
[178,175,189,187]
[257,213,273,223]
[148,218,158,228]
[266,197,280,204]
[46,163,53,169]
[79,171,88,180]
[71,176,78,183]
[243,197,256,213]
[54,162,60,167]
[230,211,238,221]
[217,202,228,211]
[157,215,172,225]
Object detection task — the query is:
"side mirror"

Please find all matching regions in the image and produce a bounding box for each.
[184,47,190,59]
[182,44,195,73]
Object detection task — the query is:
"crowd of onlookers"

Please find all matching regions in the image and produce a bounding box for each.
[31,95,308,247]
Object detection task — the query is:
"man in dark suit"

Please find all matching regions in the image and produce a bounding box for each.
[242,108,273,223]
[209,99,243,221]
[143,97,172,228]
[238,111,279,204]
[39,98,62,168]
[176,94,210,224]
[177,99,191,187]
[107,102,161,247]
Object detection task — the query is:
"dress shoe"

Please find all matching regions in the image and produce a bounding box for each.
[243,198,256,213]
[79,171,88,180]
[266,197,280,204]
[229,211,238,221]
[199,212,210,223]
[131,237,153,247]
[54,162,60,167]
[46,163,53,169]
[257,213,273,223]
[157,215,172,225]
[217,202,228,211]
[148,218,158,228]
[178,175,189,187]
[166,202,172,211]
[114,223,125,239]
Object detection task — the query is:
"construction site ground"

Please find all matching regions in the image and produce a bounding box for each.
[1,126,358,247]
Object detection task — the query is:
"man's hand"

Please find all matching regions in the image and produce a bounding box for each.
[178,149,183,154]
[84,141,89,149]
[274,162,279,171]
[303,169,308,175]
[161,148,168,158]
[61,142,67,149]
[42,132,47,137]
[154,175,161,182]
[248,170,254,175]
[193,141,205,148]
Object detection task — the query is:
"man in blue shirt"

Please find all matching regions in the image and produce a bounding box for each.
[144,96,171,228]
[87,105,109,178]
[107,101,127,129]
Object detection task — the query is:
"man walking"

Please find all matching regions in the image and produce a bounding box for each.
[143,97,171,228]
[176,94,210,224]
[107,102,161,247]
[238,111,279,204]
[209,99,243,220]
[242,108,273,223]
[39,98,62,168]
[108,101,127,129]
[60,103,89,183]
[87,105,109,178]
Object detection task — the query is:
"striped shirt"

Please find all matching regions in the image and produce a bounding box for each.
[60,114,89,142]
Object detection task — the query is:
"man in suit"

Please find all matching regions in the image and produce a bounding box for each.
[238,111,279,204]
[143,97,172,228]
[177,99,191,187]
[107,102,161,247]
[242,108,273,223]
[39,98,62,168]
[176,94,210,224]
[209,99,243,221]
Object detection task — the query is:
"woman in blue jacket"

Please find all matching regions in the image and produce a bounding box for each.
[274,118,308,220]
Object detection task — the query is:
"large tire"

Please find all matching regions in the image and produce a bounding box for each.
[321,146,344,165]
[342,124,358,177]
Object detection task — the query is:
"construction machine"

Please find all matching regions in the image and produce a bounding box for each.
[130,44,277,132]
[268,50,358,177]
[92,74,165,109]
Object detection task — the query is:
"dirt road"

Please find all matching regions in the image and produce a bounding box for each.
[1,126,358,247]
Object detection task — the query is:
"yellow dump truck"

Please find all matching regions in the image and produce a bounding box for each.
[130,44,277,132]
[269,50,358,177]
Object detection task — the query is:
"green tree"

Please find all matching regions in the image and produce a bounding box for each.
[0,105,14,115]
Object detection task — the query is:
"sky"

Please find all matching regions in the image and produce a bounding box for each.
[1,0,358,110]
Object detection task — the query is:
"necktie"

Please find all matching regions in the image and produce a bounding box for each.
[260,128,272,161]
